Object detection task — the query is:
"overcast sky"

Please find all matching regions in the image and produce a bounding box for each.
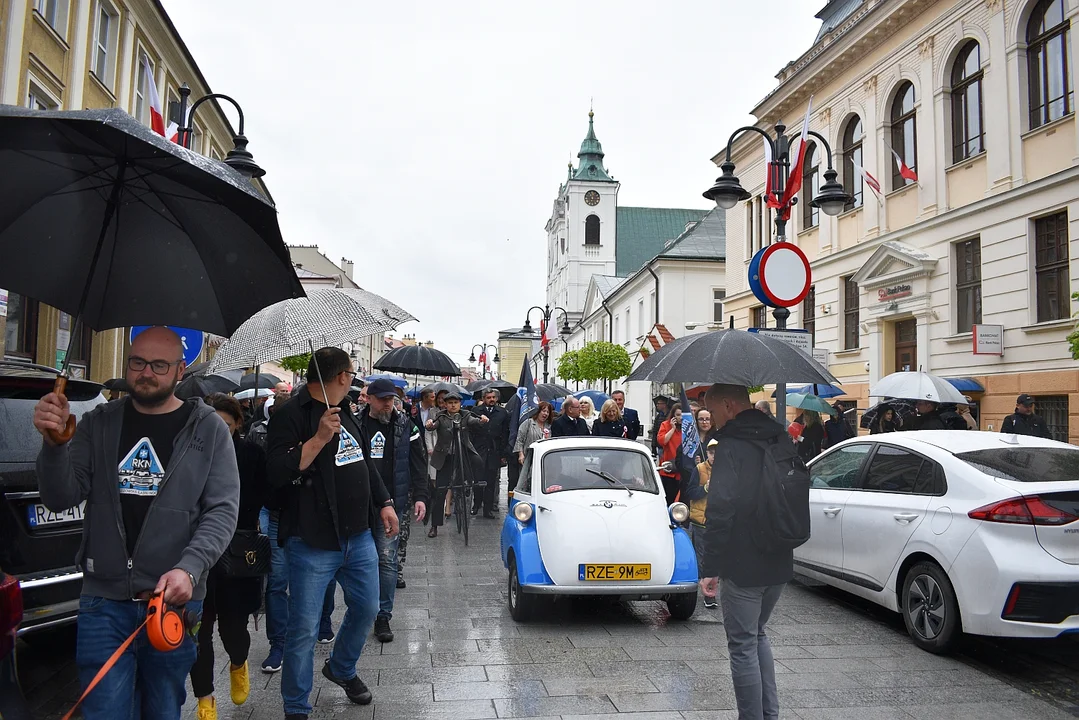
[163,1,822,367]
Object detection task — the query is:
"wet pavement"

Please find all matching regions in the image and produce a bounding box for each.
[17,471,1079,719]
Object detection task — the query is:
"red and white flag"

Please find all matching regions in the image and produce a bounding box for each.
[851,160,883,203]
[780,95,814,209]
[539,320,549,350]
[763,139,782,209]
[141,54,178,143]
[478,351,487,366]
[890,148,918,182]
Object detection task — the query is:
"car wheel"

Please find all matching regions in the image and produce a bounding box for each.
[507,556,536,622]
[666,591,697,621]
[901,561,960,654]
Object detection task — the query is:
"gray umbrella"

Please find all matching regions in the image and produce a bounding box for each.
[627,329,838,386]
[423,382,470,396]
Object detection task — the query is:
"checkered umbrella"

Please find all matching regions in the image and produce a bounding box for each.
[207,287,415,372]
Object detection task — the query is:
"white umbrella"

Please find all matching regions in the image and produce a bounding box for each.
[235,388,273,400]
[870,371,967,404]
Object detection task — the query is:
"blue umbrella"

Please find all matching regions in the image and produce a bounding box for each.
[573,389,610,408]
[365,373,408,388]
[773,383,844,399]
[786,392,838,416]
[405,387,423,399]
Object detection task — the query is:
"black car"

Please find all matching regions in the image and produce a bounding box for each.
[0,362,104,636]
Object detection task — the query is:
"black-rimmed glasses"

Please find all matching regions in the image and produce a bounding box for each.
[128,356,183,375]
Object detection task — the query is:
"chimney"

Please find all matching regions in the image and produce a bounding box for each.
[341,257,354,281]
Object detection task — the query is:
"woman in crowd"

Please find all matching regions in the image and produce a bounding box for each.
[591,399,627,438]
[682,438,717,609]
[579,396,597,431]
[871,405,903,434]
[694,408,713,461]
[424,391,487,537]
[192,394,267,720]
[656,403,682,505]
[514,401,554,463]
[796,409,825,462]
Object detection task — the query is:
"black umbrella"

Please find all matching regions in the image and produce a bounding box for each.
[103,378,130,392]
[423,382,469,396]
[860,399,917,429]
[465,379,492,393]
[239,372,282,390]
[626,329,838,386]
[535,383,572,402]
[182,360,210,378]
[471,379,516,403]
[375,345,459,377]
[175,373,241,400]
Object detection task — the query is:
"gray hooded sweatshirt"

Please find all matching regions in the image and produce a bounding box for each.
[36,397,239,602]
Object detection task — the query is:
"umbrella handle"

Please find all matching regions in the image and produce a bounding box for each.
[47,376,77,445]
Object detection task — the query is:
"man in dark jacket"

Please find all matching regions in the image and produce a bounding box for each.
[551,396,590,437]
[700,383,792,720]
[1001,394,1052,438]
[470,388,511,518]
[266,348,399,719]
[651,395,670,456]
[912,400,947,430]
[356,378,428,643]
[611,390,641,440]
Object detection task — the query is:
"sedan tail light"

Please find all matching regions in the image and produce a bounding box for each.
[0,573,23,657]
[968,496,1078,525]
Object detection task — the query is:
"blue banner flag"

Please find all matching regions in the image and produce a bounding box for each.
[505,355,539,449]
[679,384,700,468]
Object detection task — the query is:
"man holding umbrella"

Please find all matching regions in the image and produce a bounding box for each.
[471,388,510,518]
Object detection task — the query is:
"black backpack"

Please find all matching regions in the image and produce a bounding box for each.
[737,436,812,552]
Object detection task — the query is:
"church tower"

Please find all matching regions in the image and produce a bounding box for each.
[546,111,620,317]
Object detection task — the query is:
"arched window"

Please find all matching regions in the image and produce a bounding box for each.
[801,142,820,229]
[952,41,984,162]
[585,214,600,245]
[1028,0,1072,129]
[890,81,917,189]
[841,116,863,211]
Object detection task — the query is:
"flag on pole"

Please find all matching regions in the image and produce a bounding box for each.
[678,384,700,471]
[851,160,883,202]
[890,148,918,182]
[763,139,783,209]
[780,95,814,209]
[505,355,539,450]
[478,351,487,366]
[539,319,549,350]
[141,54,178,142]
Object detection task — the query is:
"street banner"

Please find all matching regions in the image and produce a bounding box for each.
[679,384,700,470]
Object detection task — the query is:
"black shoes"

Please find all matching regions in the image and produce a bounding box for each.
[321,660,373,705]
[285,714,307,720]
[396,576,406,589]
[483,511,496,519]
[470,506,479,516]
[374,615,394,643]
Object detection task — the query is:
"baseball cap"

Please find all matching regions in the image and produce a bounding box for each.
[1016,393,1035,407]
[367,378,398,398]
[707,438,719,449]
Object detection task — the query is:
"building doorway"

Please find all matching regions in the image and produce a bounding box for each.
[894,318,917,372]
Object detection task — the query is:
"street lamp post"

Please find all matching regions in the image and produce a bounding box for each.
[702,120,849,422]
[468,343,500,380]
[176,84,266,179]
[521,304,571,384]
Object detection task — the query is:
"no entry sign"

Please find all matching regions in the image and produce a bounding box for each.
[749,242,812,308]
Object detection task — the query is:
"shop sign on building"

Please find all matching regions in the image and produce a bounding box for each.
[877,284,912,302]
[972,324,1004,356]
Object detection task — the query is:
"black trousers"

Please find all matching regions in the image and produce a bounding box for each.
[190,571,258,698]
[506,455,521,493]
[430,459,454,528]
[473,453,500,513]
[660,475,680,506]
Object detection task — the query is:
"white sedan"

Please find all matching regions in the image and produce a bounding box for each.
[797,430,1079,653]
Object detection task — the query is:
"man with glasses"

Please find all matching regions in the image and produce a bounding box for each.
[32,326,240,719]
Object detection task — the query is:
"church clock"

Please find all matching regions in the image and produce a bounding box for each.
[584,190,600,206]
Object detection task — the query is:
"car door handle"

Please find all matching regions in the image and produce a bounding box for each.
[893,513,919,523]
[822,507,842,517]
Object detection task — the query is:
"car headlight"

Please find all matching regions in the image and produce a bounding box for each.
[669,502,689,523]
[513,503,534,523]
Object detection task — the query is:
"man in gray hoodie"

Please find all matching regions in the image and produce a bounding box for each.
[33,326,239,720]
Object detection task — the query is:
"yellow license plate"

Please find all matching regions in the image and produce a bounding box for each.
[579,564,651,581]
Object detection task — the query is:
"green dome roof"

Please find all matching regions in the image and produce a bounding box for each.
[572,111,615,183]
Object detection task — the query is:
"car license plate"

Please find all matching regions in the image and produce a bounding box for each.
[579,563,651,581]
[27,502,85,528]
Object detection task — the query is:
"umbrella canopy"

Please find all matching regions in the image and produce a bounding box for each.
[861,399,917,429]
[176,373,241,400]
[465,379,492,393]
[234,388,273,400]
[773,383,844,399]
[786,392,837,416]
[870,372,967,404]
[472,380,516,403]
[239,373,282,390]
[207,287,415,372]
[423,382,469,397]
[0,106,304,335]
[365,374,408,388]
[103,378,129,392]
[375,345,459,377]
[573,389,610,408]
[535,383,573,402]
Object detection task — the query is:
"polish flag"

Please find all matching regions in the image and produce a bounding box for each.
[478,351,487,366]
[780,95,814,208]
[763,139,782,209]
[851,160,883,201]
[891,148,918,182]
[141,54,179,143]
[539,319,549,349]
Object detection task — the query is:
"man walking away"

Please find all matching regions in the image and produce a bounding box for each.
[552,397,590,437]
[701,383,802,720]
[32,327,239,720]
[1001,394,1051,438]
[912,400,947,430]
[266,348,399,720]
[611,391,641,440]
[471,388,510,518]
[356,378,428,643]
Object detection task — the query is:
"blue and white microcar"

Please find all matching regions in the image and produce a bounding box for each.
[500,437,699,621]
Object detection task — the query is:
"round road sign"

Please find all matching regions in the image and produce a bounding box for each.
[129,326,204,366]
[748,242,812,308]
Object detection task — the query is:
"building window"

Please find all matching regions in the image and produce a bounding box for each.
[1036,395,1069,443]
[842,116,864,210]
[955,238,982,333]
[613,315,619,344]
[34,0,68,35]
[92,1,120,89]
[135,54,153,125]
[951,41,984,163]
[802,285,816,344]
[890,81,917,190]
[744,200,754,257]
[649,291,656,326]
[4,292,39,359]
[752,306,767,329]
[26,80,59,111]
[584,215,600,245]
[802,142,819,229]
[1028,0,1072,129]
[713,289,726,325]
[843,276,859,349]
[1035,211,1070,322]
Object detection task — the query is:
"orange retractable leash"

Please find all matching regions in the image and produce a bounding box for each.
[61,594,199,720]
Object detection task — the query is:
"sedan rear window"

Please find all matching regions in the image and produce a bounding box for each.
[956,447,1079,483]
[541,449,658,494]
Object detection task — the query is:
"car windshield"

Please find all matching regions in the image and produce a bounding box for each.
[541,448,658,494]
[956,447,1079,483]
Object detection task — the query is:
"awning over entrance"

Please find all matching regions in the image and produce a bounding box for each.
[946,377,984,393]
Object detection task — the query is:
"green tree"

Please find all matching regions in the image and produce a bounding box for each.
[575,341,632,384]
[556,349,584,383]
[278,353,311,376]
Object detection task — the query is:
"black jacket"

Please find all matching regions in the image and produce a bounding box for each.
[234,435,268,533]
[796,418,824,463]
[913,411,947,431]
[470,404,511,460]
[356,406,428,509]
[265,386,392,550]
[1001,411,1051,438]
[591,419,627,438]
[552,415,590,437]
[701,409,794,587]
[622,408,641,440]
[822,417,853,448]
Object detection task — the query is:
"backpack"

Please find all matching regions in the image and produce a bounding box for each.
[739,436,812,552]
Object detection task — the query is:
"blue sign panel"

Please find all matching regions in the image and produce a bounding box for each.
[129,326,204,366]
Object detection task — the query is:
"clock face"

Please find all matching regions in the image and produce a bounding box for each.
[584,190,600,206]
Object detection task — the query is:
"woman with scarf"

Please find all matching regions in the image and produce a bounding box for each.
[514,402,554,462]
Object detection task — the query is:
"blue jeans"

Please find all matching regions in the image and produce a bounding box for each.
[281,532,379,716]
[374,514,402,619]
[261,507,337,650]
[75,595,202,720]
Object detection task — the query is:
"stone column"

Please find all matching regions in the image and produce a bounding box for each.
[863,74,882,237]
[117,15,136,112]
[0,0,29,105]
[68,0,93,109]
[865,317,884,389]
[918,35,939,217]
[985,0,1015,191]
[914,310,932,373]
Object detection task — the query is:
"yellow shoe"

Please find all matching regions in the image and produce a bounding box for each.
[196,696,217,720]
[230,661,250,705]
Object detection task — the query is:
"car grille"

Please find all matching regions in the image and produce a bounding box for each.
[1002,582,1079,624]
